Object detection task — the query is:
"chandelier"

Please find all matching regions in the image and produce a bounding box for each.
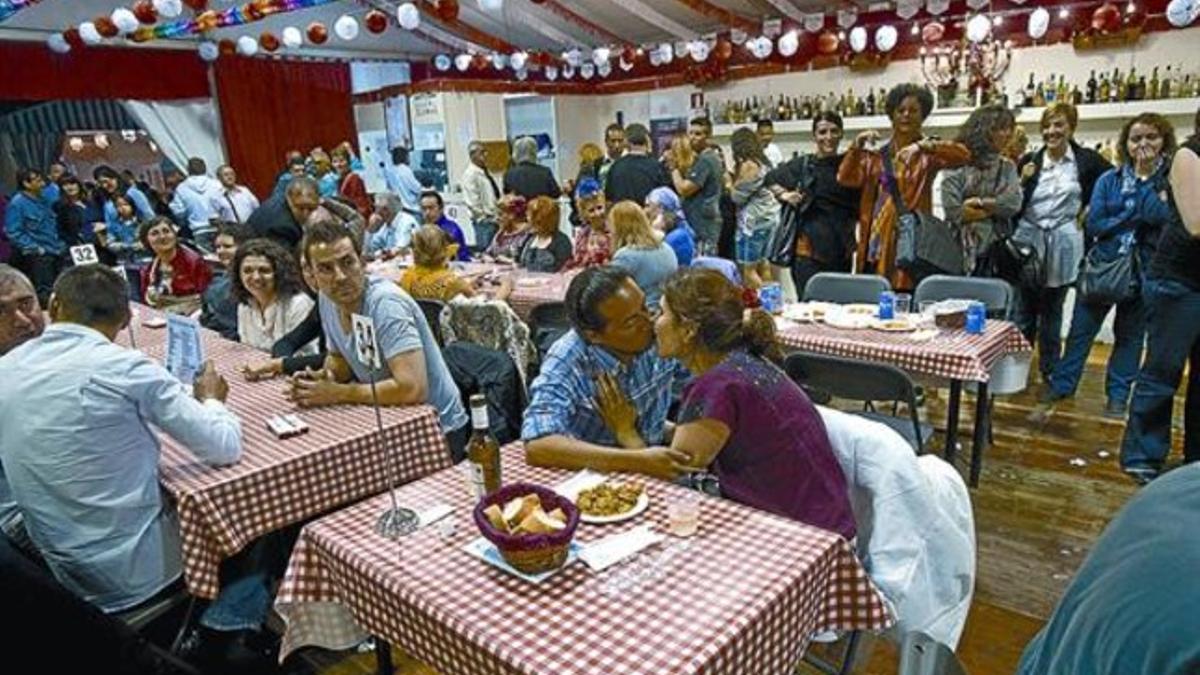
[919,18,1013,107]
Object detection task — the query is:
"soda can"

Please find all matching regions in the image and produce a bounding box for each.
[759,282,783,314]
[878,291,896,320]
[966,301,986,334]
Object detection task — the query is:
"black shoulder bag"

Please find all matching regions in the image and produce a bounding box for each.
[765,155,814,267]
[881,146,965,277]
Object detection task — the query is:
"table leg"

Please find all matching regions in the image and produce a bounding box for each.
[375,637,394,675]
[944,380,963,463]
[970,382,990,488]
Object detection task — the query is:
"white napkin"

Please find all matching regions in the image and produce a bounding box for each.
[553,469,608,501]
[579,524,664,572]
[416,503,454,528]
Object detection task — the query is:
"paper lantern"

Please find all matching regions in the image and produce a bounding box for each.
[69,137,85,152]
[966,14,992,42]
[434,54,452,70]
[454,53,472,71]
[236,35,258,56]
[1166,0,1199,27]
[896,0,921,20]
[307,22,328,44]
[621,45,638,64]
[657,42,674,64]
[472,53,490,70]
[966,0,988,8]
[618,57,634,71]
[875,24,898,52]
[688,40,710,62]
[94,133,110,150]
[515,68,528,80]
[133,1,158,24]
[598,61,612,77]
[397,3,420,30]
[95,17,119,39]
[183,0,207,10]
[79,22,103,45]
[218,38,236,55]
[112,8,139,34]
[592,47,610,66]
[921,20,945,43]
[564,48,582,68]
[1028,7,1050,39]
[282,26,302,48]
[849,26,868,52]
[816,30,840,54]
[47,33,71,54]
[561,63,576,78]
[1091,3,1122,31]
[926,0,950,15]
[778,30,799,57]
[153,0,183,19]
[334,15,359,41]
[491,53,507,69]
[714,38,733,61]
[544,65,559,80]
[804,12,824,33]
[198,41,219,62]
[478,0,504,11]
[649,50,663,67]
[260,32,280,52]
[365,10,389,34]
[435,0,460,21]
[509,51,528,70]
[580,63,595,79]
[838,9,858,28]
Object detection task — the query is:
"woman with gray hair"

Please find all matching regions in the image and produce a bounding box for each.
[503,136,562,201]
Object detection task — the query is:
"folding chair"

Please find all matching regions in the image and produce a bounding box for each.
[898,631,968,675]
[913,274,1013,319]
[415,298,448,347]
[528,301,570,367]
[802,272,891,304]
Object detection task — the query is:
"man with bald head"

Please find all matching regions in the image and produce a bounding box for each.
[246,176,322,248]
[0,264,44,357]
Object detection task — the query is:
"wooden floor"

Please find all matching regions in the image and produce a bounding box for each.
[292,344,1180,675]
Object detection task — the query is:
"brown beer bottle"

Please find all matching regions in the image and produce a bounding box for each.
[466,394,501,497]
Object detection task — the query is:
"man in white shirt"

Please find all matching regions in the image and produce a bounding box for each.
[211,165,260,225]
[365,192,419,257]
[383,146,424,215]
[170,157,225,250]
[460,140,500,251]
[758,119,784,167]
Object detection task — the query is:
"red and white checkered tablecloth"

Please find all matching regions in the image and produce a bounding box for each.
[366,259,571,322]
[276,443,893,674]
[122,307,451,599]
[775,318,1030,383]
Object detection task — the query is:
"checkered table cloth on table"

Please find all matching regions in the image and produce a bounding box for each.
[121,306,451,599]
[276,443,892,674]
[775,318,1030,383]
[365,260,571,321]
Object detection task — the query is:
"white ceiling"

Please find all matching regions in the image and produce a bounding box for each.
[0,0,825,61]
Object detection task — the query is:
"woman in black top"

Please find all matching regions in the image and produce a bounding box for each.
[1120,108,1200,483]
[765,112,861,295]
[518,196,572,272]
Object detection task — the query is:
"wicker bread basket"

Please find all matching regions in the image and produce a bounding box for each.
[473,483,580,574]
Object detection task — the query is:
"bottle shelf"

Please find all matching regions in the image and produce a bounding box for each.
[711,97,1200,138]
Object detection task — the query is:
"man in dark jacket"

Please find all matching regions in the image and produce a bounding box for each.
[605,123,671,206]
[246,176,321,249]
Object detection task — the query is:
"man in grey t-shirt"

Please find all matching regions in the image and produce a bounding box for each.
[669,117,723,251]
[289,216,469,459]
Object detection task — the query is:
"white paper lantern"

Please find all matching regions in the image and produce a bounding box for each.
[79,22,103,45]
[515,68,528,80]
[397,3,421,30]
[966,0,989,9]
[648,50,663,67]
[965,14,992,42]
[282,26,303,49]
[198,41,219,62]
[838,9,858,28]
[688,40,710,62]
[434,54,452,71]
[153,0,183,19]
[564,48,582,68]
[47,33,71,54]
[580,63,595,79]
[926,0,950,16]
[94,133,109,150]
[454,53,472,71]
[875,24,899,52]
[775,31,798,57]
[509,51,528,71]
[730,28,748,44]
[478,0,504,11]
[896,0,921,20]
[334,15,359,41]
[657,42,673,64]
[561,63,576,79]
[490,53,507,69]
[68,137,84,152]
[674,41,689,58]
[112,8,139,35]
[592,47,610,66]
[1028,7,1050,39]
[597,61,612,77]
[544,65,559,80]
[618,57,634,71]
[1166,0,1199,27]
[237,35,259,56]
[849,26,868,52]
[750,36,773,59]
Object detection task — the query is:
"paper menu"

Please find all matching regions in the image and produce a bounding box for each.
[165,314,205,383]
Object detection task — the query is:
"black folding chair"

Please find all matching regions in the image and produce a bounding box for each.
[803,272,891,304]
[528,301,570,367]
[415,298,448,347]
[784,351,931,453]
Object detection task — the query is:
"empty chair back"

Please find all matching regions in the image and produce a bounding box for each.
[415,298,448,347]
[898,631,968,675]
[914,274,1012,319]
[803,272,890,304]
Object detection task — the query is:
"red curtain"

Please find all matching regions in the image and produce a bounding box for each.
[214,56,356,199]
[0,42,209,101]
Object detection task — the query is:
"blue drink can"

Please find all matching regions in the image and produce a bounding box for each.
[878,291,896,320]
[966,301,986,334]
[759,282,783,314]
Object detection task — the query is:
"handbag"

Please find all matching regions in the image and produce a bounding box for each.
[881,147,965,277]
[764,156,814,268]
[982,235,1044,288]
[1078,235,1137,304]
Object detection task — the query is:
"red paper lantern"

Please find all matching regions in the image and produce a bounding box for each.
[218,38,236,55]
[714,38,733,61]
[246,3,266,20]
[921,21,945,44]
[95,16,119,38]
[1091,3,1122,32]
[365,10,389,34]
[133,0,157,24]
[307,22,328,44]
[435,0,460,22]
[63,28,84,49]
[183,0,208,11]
[621,45,638,64]
[260,32,280,52]
[471,53,490,70]
[816,31,840,54]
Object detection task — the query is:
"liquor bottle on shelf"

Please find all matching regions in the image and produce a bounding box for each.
[1149,67,1160,100]
[1071,85,1083,106]
[1098,72,1111,103]
[1043,74,1056,104]
[1023,72,1036,108]
[1112,68,1123,102]
[1086,70,1098,104]
[1160,66,1172,99]
[865,89,876,116]
[1034,79,1046,107]
[1125,67,1139,101]
[1057,75,1068,104]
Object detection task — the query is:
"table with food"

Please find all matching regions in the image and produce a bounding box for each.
[275,443,892,674]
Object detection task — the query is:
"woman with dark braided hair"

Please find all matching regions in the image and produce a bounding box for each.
[652,268,855,538]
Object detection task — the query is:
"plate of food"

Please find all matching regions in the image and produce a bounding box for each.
[840,303,879,317]
[575,481,649,524]
[782,302,837,323]
[823,309,875,330]
[871,317,918,332]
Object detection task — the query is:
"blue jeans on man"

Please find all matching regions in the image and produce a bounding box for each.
[1048,295,1147,405]
[1120,278,1200,473]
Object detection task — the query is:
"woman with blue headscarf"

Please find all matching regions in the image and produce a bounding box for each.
[645,187,695,266]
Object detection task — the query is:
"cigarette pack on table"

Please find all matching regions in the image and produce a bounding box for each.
[266,414,310,439]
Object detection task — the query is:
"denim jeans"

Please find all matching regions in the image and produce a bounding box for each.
[1120,278,1200,471]
[472,218,498,254]
[198,526,298,632]
[1015,285,1070,380]
[1049,294,1147,403]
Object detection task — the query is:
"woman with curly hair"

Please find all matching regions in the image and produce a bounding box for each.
[941,104,1024,274]
[231,238,315,352]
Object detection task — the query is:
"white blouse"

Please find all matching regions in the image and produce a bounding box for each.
[237,292,316,353]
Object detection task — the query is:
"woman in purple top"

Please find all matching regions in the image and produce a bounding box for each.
[652,268,856,540]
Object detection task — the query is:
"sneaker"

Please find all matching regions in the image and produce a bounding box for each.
[1122,466,1157,485]
[1103,399,1127,420]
